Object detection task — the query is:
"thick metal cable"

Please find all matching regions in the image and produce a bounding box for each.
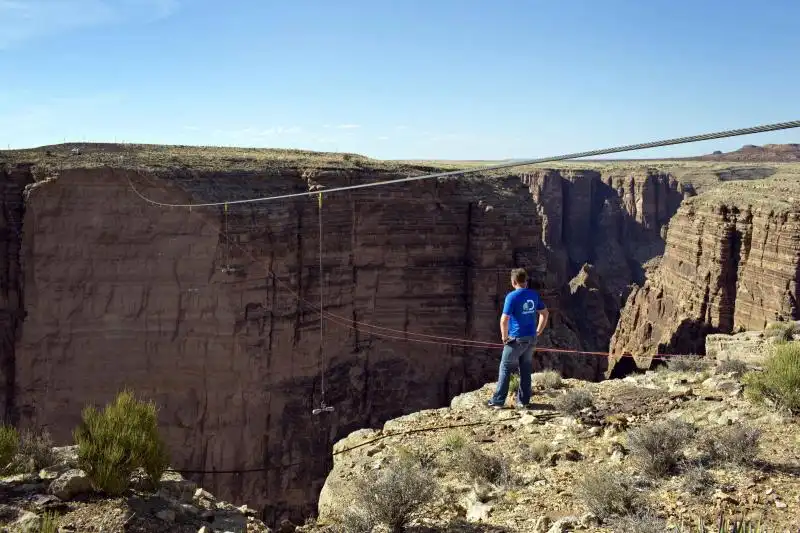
[128,119,800,208]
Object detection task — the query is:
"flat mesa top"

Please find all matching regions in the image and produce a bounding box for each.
[2,143,800,191]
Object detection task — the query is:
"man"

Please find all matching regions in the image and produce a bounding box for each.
[487,268,549,409]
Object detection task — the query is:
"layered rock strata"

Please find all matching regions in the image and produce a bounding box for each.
[609,177,800,372]
[520,168,688,354]
[4,164,584,524]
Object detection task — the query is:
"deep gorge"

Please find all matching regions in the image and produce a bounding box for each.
[0,159,710,524]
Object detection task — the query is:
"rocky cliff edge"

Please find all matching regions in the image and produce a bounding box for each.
[0,445,271,533]
[312,333,799,532]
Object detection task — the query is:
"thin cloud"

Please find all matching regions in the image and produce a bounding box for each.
[377,136,389,141]
[335,124,360,129]
[0,0,182,49]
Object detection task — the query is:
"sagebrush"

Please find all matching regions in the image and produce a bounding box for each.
[456,444,512,485]
[532,370,562,389]
[73,390,170,495]
[698,423,761,467]
[667,355,708,372]
[715,358,749,377]
[611,513,668,533]
[442,431,467,453]
[12,428,56,473]
[553,388,593,415]
[627,419,695,478]
[333,458,436,533]
[681,462,715,495]
[764,321,800,341]
[519,441,551,463]
[743,341,800,414]
[575,467,644,520]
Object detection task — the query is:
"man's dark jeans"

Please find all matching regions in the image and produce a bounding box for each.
[489,336,536,407]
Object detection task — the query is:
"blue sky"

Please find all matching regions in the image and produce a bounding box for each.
[1,0,798,160]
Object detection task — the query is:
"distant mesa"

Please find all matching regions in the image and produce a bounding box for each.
[695,143,800,162]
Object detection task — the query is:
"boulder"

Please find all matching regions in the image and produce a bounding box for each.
[49,469,91,500]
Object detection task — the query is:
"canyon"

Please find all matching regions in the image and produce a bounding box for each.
[0,143,797,525]
[609,174,800,373]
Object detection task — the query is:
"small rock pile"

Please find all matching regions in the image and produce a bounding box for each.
[0,445,271,533]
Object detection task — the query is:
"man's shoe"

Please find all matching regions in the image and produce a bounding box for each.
[486,400,504,409]
[515,402,529,410]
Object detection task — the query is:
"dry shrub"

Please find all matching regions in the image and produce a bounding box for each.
[743,341,800,415]
[667,354,709,372]
[532,370,562,390]
[456,444,512,485]
[681,462,715,495]
[610,513,668,533]
[627,420,695,478]
[764,321,800,341]
[333,458,437,533]
[715,358,749,377]
[576,466,644,520]
[12,428,57,473]
[519,441,551,463]
[73,390,170,495]
[442,431,467,453]
[553,388,593,415]
[698,424,761,467]
[0,423,19,472]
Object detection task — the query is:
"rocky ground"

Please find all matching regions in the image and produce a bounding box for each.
[0,446,272,533]
[314,336,800,532]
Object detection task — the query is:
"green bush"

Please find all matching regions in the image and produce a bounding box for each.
[73,390,170,495]
[0,423,19,472]
[743,341,800,415]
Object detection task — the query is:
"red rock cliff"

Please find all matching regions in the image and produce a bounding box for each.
[520,168,689,353]
[609,176,800,372]
[6,164,581,524]
[0,165,31,421]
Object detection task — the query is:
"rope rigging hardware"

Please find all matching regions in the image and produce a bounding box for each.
[313,191,335,416]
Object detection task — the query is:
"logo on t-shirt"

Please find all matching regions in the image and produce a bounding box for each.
[522,299,536,314]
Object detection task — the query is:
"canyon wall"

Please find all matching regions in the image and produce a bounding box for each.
[0,165,31,422]
[2,163,612,524]
[609,176,800,372]
[519,168,689,354]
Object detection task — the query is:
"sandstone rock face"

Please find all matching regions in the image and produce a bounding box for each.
[4,165,571,524]
[0,165,32,420]
[520,168,687,358]
[610,177,800,372]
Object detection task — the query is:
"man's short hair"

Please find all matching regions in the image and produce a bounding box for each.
[510,268,528,286]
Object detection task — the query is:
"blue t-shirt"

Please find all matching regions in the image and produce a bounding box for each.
[502,288,546,338]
